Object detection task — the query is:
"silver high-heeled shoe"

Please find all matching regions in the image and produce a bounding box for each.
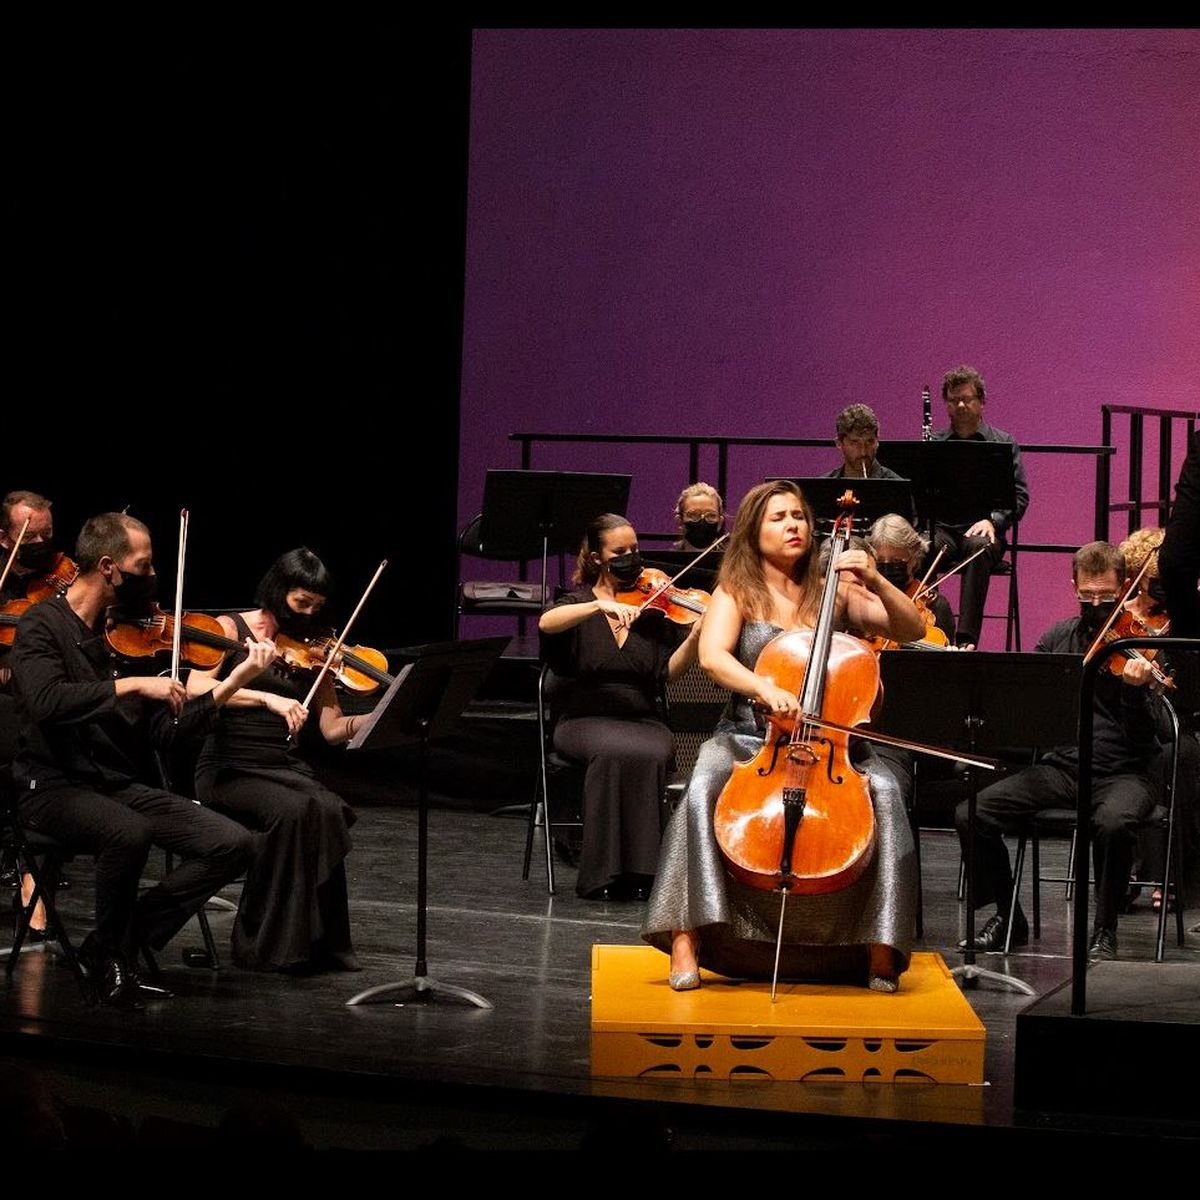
[669,969,700,991]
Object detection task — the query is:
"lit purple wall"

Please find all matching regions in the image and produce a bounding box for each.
[460,29,1200,645]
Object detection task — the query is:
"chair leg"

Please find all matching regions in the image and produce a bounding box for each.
[1006,833,1027,954]
[1064,829,1077,902]
[1031,825,1041,940]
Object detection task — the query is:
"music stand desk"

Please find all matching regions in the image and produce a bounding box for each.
[877,649,1081,994]
[345,637,508,1009]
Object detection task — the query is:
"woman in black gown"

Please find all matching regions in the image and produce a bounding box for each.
[539,514,701,900]
[187,549,363,972]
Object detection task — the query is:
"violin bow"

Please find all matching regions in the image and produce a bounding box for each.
[299,559,388,714]
[170,509,189,685]
[0,517,31,595]
[912,542,988,606]
[640,533,729,608]
[913,544,946,595]
[1082,553,1153,665]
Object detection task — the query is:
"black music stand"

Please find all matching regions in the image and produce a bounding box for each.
[639,547,724,592]
[875,441,1016,540]
[774,477,916,536]
[876,649,1081,994]
[477,470,632,608]
[344,637,508,1009]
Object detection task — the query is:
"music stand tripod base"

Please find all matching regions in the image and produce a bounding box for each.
[342,637,508,1013]
[346,974,493,1008]
[951,961,1036,996]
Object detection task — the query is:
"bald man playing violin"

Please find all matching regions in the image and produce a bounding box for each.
[9,512,275,1008]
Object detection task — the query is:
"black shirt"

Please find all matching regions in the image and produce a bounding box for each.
[9,594,218,791]
[1035,616,1161,777]
[930,421,1031,536]
[539,588,685,721]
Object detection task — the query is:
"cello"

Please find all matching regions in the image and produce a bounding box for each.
[713,492,878,901]
[711,490,996,997]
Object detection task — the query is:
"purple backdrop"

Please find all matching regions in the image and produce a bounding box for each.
[460,28,1200,645]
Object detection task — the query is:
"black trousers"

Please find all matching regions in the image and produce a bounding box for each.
[930,526,1006,647]
[19,780,254,961]
[955,763,1155,932]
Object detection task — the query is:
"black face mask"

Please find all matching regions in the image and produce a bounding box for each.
[1147,576,1168,606]
[111,567,158,611]
[876,561,910,589]
[1079,600,1118,636]
[17,542,57,571]
[277,606,320,639]
[682,520,721,549]
[605,551,644,587]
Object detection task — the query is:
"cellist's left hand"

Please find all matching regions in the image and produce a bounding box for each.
[832,549,882,593]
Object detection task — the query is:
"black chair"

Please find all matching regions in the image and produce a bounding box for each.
[521,665,678,896]
[662,661,728,810]
[978,521,1021,651]
[1002,726,1186,960]
[454,514,549,637]
[522,665,585,895]
[2,768,94,1003]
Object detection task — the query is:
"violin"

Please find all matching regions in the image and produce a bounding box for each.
[713,492,878,897]
[22,553,80,603]
[0,598,32,648]
[104,606,394,692]
[1094,605,1174,689]
[860,581,950,653]
[615,567,710,626]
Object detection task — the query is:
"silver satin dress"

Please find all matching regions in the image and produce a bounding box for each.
[642,621,916,983]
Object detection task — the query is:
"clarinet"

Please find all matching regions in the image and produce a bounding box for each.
[921,384,932,441]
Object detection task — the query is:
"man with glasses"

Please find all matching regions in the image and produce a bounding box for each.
[931,365,1030,648]
[956,542,1161,961]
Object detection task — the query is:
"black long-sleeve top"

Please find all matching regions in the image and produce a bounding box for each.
[9,594,218,791]
[931,421,1031,537]
[1035,617,1161,777]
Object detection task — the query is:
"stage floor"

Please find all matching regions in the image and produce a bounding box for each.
[2,806,1198,1151]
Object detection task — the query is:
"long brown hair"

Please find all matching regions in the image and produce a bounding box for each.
[718,482,821,623]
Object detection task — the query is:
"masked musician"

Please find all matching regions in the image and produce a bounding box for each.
[186,548,363,973]
[956,542,1162,961]
[9,513,268,1007]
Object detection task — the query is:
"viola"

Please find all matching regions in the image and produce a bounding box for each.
[615,567,710,626]
[713,492,878,897]
[860,581,950,653]
[104,607,394,692]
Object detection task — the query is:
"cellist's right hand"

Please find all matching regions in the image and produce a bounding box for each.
[756,682,800,719]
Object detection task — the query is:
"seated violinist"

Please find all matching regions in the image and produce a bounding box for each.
[539,514,701,901]
[187,548,364,973]
[673,483,726,552]
[641,481,924,992]
[8,513,267,1007]
[957,542,1163,961]
[867,513,955,645]
[1118,527,1197,912]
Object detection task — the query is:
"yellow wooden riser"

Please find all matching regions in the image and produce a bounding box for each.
[591,947,985,1085]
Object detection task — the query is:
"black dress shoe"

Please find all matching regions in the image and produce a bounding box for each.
[959,910,1029,952]
[1088,927,1118,961]
[127,966,174,999]
[95,957,145,1010]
